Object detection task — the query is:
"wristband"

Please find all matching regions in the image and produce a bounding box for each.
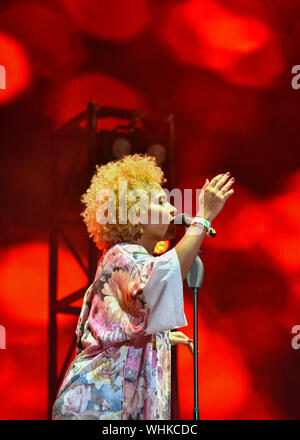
[191,217,211,231]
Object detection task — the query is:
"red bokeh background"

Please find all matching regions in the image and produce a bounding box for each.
[1,0,300,420]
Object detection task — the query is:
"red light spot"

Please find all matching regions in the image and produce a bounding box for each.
[0,32,31,104]
[0,242,87,324]
[47,72,146,129]
[206,170,300,275]
[161,0,283,87]
[1,3,85,78]
[0,241,88,418]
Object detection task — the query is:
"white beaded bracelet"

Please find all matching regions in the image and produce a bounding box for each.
[191,217,211,235]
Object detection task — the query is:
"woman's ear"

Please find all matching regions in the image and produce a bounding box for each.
[133,223,144,240]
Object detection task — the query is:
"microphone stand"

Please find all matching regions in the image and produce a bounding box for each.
[174,213,215,419]
[186,250,204,421]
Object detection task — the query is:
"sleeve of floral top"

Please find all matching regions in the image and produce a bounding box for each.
[104,244,188,337]
[132,247,188,335]
[119,245,187,335]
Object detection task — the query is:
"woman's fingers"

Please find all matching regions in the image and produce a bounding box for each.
[174,332,194,354]
[173,331,186,339]
[180,337,193,352]
[171,332,191,342]
[219,176,235,194]
[170,332,195,354]
[175,332,192,342]
[207,174,224,189]
[202,178,210,190]
[187,341,194,355]
[206,172,236,204]
[223,189,235,199]
[214,173,232,191]
[208,173,235,192]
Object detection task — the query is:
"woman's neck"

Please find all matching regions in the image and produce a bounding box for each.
[130,235,157,255]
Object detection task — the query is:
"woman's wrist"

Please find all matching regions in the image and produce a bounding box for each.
[195,212,214,223]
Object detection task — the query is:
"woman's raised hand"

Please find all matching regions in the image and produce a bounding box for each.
[198,172,235,223]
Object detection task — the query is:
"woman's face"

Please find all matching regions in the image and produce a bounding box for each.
[141,187,177,242]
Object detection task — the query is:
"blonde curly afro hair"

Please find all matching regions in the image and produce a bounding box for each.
[80,154,166,251]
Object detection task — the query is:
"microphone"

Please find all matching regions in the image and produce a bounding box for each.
[173,213,216,237]
[186,250,204,289]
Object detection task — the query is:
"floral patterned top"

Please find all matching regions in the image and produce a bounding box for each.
[52,242,187,420]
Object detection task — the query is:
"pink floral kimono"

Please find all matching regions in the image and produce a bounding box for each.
[52,242,187,420]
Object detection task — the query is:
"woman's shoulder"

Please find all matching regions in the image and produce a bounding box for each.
[93,243,152,283]
[102,242,152,267]
[115,242,151,262]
